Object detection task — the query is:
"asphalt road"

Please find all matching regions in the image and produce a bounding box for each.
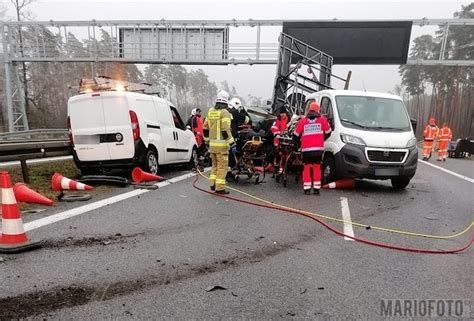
[0,158,472,320]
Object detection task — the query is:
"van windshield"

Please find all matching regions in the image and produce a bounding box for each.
[335,95,411,131]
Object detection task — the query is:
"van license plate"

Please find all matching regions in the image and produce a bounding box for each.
[375,168,399,176]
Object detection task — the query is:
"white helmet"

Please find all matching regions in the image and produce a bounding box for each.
[191,108,197,116]
[229,97,242,109]
[216,90,229,105]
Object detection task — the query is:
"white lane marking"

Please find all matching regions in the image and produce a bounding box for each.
[22,171,200,232]
[0,156,73,168]
[340,197,354,241]
[419,160,474,183]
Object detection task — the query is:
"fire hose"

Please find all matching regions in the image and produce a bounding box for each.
[193,171,472,254]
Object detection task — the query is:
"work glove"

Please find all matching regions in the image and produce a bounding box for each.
[230,144,237,155]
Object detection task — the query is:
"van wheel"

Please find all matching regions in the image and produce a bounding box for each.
[144,150,159,175]
[391,176,411,190]
[322,157,336,184]
[186,147,198,170]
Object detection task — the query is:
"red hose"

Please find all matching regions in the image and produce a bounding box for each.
[192,176,473,254]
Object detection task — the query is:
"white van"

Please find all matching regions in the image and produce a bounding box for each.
[305,90,418,189]
[67,91,197,175]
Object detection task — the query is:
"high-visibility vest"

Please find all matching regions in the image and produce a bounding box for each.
[294,115,331,153]
[423,125,439,141]
[203,107,234,153]
[271,117,288,146]
[438,126,452,142]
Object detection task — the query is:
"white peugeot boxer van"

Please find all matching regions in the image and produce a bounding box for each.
[67,91,197,175]
[305,90,418,189]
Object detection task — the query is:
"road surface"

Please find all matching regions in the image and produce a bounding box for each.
[1,158,472,320]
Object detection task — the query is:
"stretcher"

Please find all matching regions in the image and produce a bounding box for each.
[275,134,303,187]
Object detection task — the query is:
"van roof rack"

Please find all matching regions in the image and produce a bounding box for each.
[78,76,162,96]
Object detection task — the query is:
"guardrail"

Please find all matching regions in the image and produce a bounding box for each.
[0,138,72,183]
[0,129,68,142]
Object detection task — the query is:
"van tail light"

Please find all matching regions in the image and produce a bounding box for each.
[67,116,74,145]
[129,110,140,141]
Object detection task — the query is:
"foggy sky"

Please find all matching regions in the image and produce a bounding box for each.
[2,0,469,100]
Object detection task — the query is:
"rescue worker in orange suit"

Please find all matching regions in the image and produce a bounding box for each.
[270,107,289,174]
[191,108,205,160]
[293,102,331,195]
[422,117,439,160]
[437,123,452,161]
[203,90,236,194]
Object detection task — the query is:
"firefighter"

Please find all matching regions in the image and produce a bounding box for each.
[293,102,331,195]
[203,90,236,194]
[228,97,250,173]
[437,122,452,161]
[229,97,250,137]
[271,107,290,174]
[422,117,439,160]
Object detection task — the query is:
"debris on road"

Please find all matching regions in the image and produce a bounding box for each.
[300,288,307,294]
[205,285,227,292]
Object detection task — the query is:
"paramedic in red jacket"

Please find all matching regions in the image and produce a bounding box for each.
[270,107,289,172]
[293,102,331,195]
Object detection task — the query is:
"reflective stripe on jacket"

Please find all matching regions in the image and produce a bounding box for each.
[294,115,331,153]
[423,125,439,141]
[203,107,234,153]
[438,126,452,142]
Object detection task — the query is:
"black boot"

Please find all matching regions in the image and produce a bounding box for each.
[313,189,320,195]
[304,189,311,195]
[215,189,230,195]
[210,185,215,191]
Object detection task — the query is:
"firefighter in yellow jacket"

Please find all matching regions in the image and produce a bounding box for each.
[203,90,236,194]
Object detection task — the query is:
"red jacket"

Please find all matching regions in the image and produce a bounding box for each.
[294,115,331,152]
[192,115,204,147]
[271,117,288,146]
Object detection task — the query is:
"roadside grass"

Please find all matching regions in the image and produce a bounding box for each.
[4,160,119,211]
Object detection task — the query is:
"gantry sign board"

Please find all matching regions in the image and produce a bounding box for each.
[282,21,412,64]
[119,27,229,62]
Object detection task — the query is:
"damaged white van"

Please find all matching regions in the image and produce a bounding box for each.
[305,90,418,189]
[67,91,197,175]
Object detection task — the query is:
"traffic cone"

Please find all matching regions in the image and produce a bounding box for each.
[322,178,356,189]
[264,164,273,173]
[13,183,54,206]
[131,167,163,183]
[0,171,42,254]
[51,173,93,192]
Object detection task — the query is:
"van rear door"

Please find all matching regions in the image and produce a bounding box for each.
[102,92,135,160]
[68,93,111,161]
[68,92,134,162]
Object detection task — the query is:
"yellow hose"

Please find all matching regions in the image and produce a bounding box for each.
[197,170,473,240]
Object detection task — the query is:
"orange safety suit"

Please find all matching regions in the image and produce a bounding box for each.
[437,125,452,161]
[422,119,439,160]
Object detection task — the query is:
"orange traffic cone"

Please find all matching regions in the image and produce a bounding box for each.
[51,173,93,192]
[132,167,163,183]
[13,183,54,206]
[0,171,42,254]
[322,178,356,189]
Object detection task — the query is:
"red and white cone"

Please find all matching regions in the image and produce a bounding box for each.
[0,171,42,254]
[322,178,356,190]
[51,173,93,192]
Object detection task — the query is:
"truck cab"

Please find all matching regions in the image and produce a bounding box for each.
[305,90,418,189]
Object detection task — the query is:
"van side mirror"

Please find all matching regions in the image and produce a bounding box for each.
[410,119,417,132]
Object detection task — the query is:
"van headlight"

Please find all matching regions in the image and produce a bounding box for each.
[340,133,366,146]
[406,137,417,148]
